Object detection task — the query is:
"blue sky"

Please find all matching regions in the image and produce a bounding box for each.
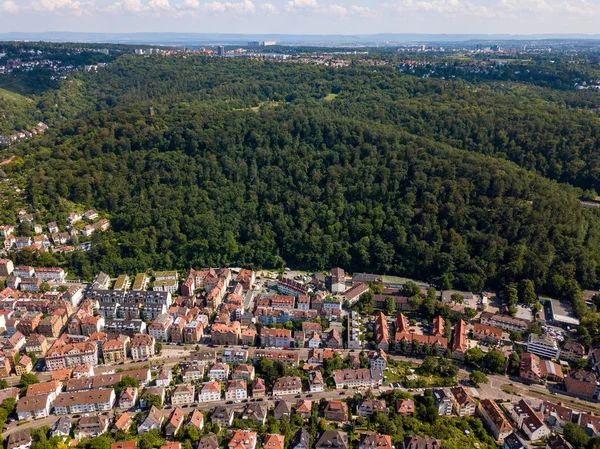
[1,0,599,34]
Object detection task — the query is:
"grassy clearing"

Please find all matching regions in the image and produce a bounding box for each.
[323,93,339,101]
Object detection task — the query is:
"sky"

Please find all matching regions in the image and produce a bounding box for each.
[1,0,600,35]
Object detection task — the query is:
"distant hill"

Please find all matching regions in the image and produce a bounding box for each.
[3,32,600,46]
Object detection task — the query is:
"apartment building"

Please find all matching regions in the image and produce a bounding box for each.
[273,376,303,396]
[450,387,476,416]
[148,314,174,342]
[452,319,468,360]
[45,341,98,371]
[333,368,382,389]
[130,333,155,360]
[527,334,560,359]
[198,381,221,403]
[261,327,292,348]
[565,370,599,399]
[171,386,195,406]
[480,312,528,333]
[211,321,241,345]
[478,399,513,443]
[510,400,550,441]
[225,380,248,401]
[102,337,129,363]
[16,394,52,421]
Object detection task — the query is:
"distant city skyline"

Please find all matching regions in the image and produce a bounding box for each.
[1,0,600,36]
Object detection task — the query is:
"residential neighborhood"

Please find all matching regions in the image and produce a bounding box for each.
[0,265,596,449]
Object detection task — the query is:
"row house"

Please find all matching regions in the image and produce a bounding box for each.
[333,368,383,389]
[45,341,98,371]
[394,333,448,355]
[344,282,369,306]
[473,323,503,344]
[211,321,241,345]
[478,399,513,443]
[277,277,308,297]
[480,312,528,333]
[183,319,205,343]
[102,336,129,363]
[35,267,66,282]
[374,312,389,351]
[297,295,310,310]
[53,389,116,415]
[148,313,174,342]
[221,349,249,363]
[20,278,43,293]
[131,334,156,360]
[103,318,146,337]
[38,315,63,338]
[271,295,295,309]
[451,319,468,360]
[25,334,48,356]
[169,316,186,343]
[235,269,255,291]
[560,342,586,363]
[16,313,42,336]
[253,349,300,366]
[16,394,52,421]
[540,401,577,431]
[511,400,551,441]
[565,370,599,399]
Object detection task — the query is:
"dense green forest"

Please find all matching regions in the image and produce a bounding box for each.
[3,52,600,295]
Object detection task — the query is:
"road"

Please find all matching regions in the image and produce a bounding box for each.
[5,341,595,438]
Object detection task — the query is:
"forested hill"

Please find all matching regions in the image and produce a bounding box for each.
[3,54,600,297]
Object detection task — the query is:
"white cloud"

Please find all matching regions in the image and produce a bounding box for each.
[31,0,87,14]
[0,0,19,12]
[325,3,346,16]
[148,0,171,10]
[260,1,277,13]
[286,0,317,8]
[286,0,353,16]
[181,0,199,8]
[350,5,374,16]
[202,0,255,13]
